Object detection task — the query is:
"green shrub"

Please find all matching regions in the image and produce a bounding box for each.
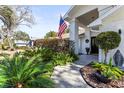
[15,46,30,50]
[40,62,54,77]
[96,31,121,50]
[96,31,121,63]
[52,52,74,66]
[40,48,55,62]
[91,58,124,80]
[23,47,55,62]
[33,39,75,52]
[0,54,55,88]
[69,51,79,61]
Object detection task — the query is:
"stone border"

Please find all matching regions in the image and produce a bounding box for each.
[79,69,94,88]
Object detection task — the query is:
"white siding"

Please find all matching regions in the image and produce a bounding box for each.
[100,6,124,64]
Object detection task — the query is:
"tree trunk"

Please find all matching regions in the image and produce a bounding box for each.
[104,49,108,64]
[7,29,14,50]
[16,83,23,88]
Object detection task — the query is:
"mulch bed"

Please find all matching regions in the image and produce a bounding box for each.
[80,63,124,88]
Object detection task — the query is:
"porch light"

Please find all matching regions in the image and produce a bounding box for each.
[118,29,121,35]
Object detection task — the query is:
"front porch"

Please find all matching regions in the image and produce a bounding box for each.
[68,8,100,55]
[64,5,121,63]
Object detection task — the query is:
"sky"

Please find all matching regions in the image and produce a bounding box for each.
[18,5,71,39]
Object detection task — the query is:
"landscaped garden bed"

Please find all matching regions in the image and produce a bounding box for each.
[0,39,79,88]
[80,31,124,88]
[80,62,124,88]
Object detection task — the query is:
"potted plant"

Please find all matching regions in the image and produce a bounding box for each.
[85,47,90,55]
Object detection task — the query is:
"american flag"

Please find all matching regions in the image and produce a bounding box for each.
[58,15,67,38]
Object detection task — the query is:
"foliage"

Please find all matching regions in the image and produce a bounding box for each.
[96,31,121,63]
[52,52,74,66]
[34,39,75,53]
[91,58,124,80]
[1,44,9,50]
[44,31,57,39]
[96,31,121,50]
[14,31,30,41]
[0,45,78,88]
[23,47,55,62]
[23,46,78,64]
[64,29,69,33]
[69,50,79,61]
[0,5,14,30]
[3,37,9,46]
[0,6,34,49]
[0,54,55,88]
[14,46,30,50]
[40,62,54,77]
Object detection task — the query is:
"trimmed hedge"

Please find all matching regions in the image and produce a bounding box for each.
[33,39,75,52]
[96,31,121,50]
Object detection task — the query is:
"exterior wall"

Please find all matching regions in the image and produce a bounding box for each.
[78,28,91,55]
[99,6,124,65]
[78,30,100,55]
[66,5,122,57]
[15,40,29,46]
[91,31,100,37]
[79,37,83,53]
[79,35,86,54]
[84,29,91,54]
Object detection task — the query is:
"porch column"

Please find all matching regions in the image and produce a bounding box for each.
[69,19,79,54]
[99,48,103,62]
[85,28,91,54]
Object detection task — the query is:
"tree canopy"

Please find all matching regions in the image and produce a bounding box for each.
[0,5,34,49]
[96,31,121,50]
[14,31,30,41]
[44,31,57,39]
[96,31,121,63]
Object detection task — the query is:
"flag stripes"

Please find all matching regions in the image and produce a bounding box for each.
[58,15,67,38]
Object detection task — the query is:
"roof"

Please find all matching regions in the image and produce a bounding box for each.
[63,5,75,19]
[88,6,122,27]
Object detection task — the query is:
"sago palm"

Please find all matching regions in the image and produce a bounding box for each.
[0,54,55,88]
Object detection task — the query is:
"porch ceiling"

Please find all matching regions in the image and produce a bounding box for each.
[77,8,99,26]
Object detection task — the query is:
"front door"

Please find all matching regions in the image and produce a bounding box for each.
[91,37,98,54]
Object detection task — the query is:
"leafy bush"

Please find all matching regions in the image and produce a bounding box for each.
[96,31,121,50]
[92,58,124,80]
[23,47,55,62]
[69,51,79,61]
[40,62,54,77]
[52,52,74,66]
[0,54,55,88]
[96,31,121,63]
[33,39,75,52]
[15,46,30,50]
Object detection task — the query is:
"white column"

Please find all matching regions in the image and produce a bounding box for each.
[84,28,91,54]
[69,19,79,54]
[79,37,83,53]
[99,48,103,62]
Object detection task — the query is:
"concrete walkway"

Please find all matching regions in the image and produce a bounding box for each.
[51,55,98,88]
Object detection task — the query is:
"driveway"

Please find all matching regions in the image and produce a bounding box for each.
[51,55,98,88]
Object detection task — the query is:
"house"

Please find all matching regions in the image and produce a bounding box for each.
[15,40,29,46]
[64,5,124,64]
